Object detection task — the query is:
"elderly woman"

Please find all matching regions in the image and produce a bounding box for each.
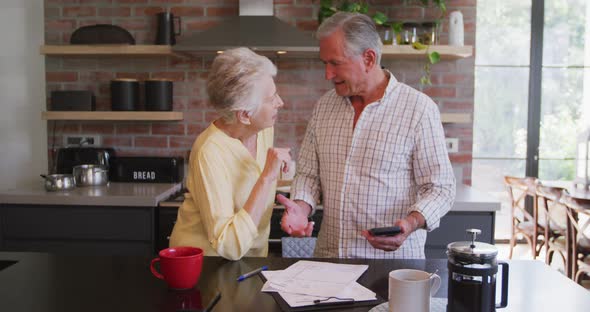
[169,47,290,260]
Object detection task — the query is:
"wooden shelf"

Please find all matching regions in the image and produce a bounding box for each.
[40,45,176,56]
[40,44,472,59]
[381,45,473,59]
[42,111,183,121]
[441,113,471,123]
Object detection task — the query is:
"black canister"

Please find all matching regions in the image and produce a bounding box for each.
[145,79,173,111]
[447,229,509,312]
[111,79,139,111]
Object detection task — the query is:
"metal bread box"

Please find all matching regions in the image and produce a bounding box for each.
[109,157,184,183]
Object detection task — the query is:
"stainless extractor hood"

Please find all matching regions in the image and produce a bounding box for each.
[173,0,318,55]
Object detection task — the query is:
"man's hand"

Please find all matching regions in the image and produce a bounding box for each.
[360,212,425,252]
[276,194,314,237]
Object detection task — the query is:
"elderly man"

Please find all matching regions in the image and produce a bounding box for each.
[279,12,456,259]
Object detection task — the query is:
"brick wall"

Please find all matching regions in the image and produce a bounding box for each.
[44,0,476,184]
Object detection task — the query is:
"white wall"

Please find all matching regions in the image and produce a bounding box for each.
[0,0,46,189]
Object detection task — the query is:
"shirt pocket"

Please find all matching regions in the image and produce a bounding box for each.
[362,130,413,174]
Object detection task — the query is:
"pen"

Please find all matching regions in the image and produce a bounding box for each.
[204,291,221,312]
[313,299,355,307]
[237,265,268,282]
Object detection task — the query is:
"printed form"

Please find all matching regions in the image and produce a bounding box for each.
[261,260,377,308]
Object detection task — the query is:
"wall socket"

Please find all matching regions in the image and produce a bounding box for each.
[446,138,459,153]
[64,135,101,147]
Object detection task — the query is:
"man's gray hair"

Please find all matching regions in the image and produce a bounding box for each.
[207,47,277,123]
[316,12,382,65]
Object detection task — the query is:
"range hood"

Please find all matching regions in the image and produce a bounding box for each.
[173,0,318,56]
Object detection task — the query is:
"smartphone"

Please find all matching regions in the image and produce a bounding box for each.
[368,226,402,237]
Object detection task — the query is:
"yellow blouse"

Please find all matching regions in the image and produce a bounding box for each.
[169,123,275,260]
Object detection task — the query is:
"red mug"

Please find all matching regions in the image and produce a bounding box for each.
[150,246,204,289]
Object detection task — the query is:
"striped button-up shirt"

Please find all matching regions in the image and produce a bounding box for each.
[291,72,456,259]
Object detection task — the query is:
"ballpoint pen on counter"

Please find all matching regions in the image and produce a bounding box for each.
[237,265,268,282]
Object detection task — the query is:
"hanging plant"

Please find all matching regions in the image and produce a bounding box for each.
[413,0,447,85]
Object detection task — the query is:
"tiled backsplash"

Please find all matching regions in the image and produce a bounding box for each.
[44,0,476,184]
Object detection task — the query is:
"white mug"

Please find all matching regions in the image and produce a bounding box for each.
[388,269,441,312]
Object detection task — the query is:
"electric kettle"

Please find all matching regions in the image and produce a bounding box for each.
[446,229,509,312]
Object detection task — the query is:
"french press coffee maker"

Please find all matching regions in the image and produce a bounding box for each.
[447,229,509,312]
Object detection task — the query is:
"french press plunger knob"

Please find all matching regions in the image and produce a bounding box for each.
[466,228,482,249]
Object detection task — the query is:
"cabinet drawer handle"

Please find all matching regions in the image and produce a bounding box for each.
[166,236,170,240]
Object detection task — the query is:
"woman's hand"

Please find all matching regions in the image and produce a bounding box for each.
[261,148,292,181]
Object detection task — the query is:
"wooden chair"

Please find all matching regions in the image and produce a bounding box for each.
[504,176,545,259]
[536,184,569,276]
[561,192,590,285]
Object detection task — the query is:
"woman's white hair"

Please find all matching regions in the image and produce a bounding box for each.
[207,47,277,123]
[316,12,382,65]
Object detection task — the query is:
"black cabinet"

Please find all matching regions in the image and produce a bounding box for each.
[156,206,178,252]
[0,204,155,256]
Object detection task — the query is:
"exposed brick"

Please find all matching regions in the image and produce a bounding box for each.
[79,71,116,81]
[170,136,196,148]
[81,123,115,134]
[389,8,423,20]
[150,72,186,81]
[98,7,131,17]
[46,72,78,82]
[114,0,148,3]
[45,8,60,18]
[133,7,166,16]
[449,153,472,163]
[151,0,183,3]
[60,123,81,134]
[171,7,204,16]
[184,111,204,123]
[115,72,150,80]
[116,124,151,135]
[135,136,168,148]
[205,7,238,17]
[443,100,473,110]
[204,111,219,122]
[187,124,208,136]
[80,0,114,3]
[447,0,477,7]
[184,0,237,4]
[276,7,313,18]
[423,87,456,98]
[45,19,76,31]
[63,7,96,17]
[296,20,318,32]
[102,136,133,147]
[115,19,149,31]
[152,123,185,135]
[442,73,471,85]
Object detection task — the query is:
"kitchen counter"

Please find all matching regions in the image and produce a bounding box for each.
[0,182,181,207]
[0,252,588,312]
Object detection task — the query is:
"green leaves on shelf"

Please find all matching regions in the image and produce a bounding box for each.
[318,0,387,25]
[412,42,441,86]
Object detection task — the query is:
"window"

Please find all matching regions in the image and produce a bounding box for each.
[473,0,590,240]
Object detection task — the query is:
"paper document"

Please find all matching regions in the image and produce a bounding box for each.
[261,261,376,308]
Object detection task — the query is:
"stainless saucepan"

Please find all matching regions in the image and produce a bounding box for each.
[40,174,76,191]
[73,164,109,186]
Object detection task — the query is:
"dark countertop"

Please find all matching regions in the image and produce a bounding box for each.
[0,182,182,207]
[0,252,588,312]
